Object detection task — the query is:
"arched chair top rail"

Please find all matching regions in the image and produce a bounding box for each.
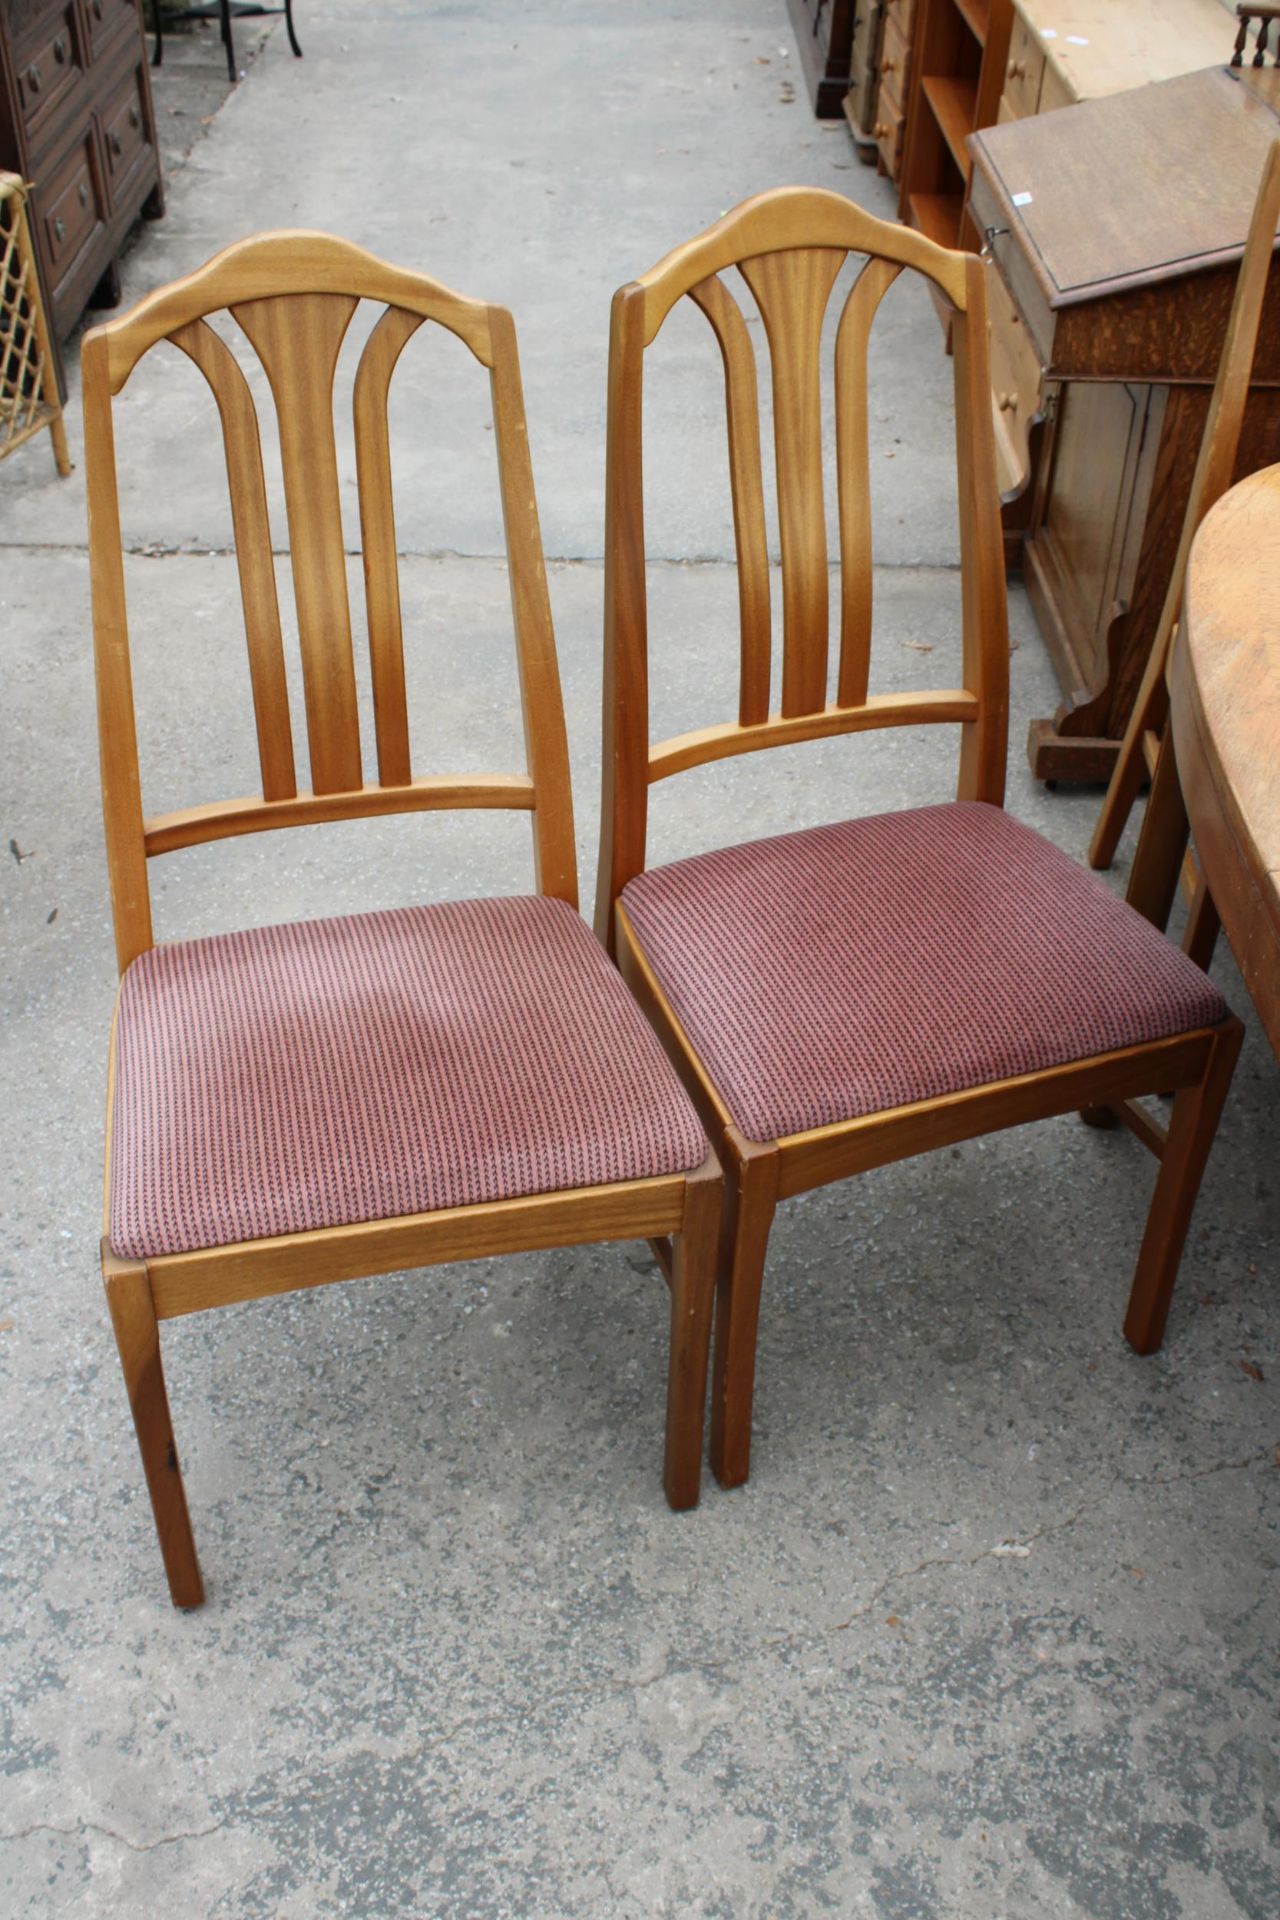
[631,186,972,347]
[87,229,496,393]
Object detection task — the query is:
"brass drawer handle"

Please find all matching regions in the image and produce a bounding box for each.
[53,34,68,62]
[26,63,41,92]
[78,182,89,207]
[53,216,65,242]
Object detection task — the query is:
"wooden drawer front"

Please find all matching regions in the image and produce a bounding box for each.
[85,0,140,62]
[1037,60,1074,115]
[967,157,1055,366]
[877,10,909,107]
[100,63,151,198]
[851,0,879,67]
[882,0,914,41]
[14,3,84,143]
[40,132,106,295]
[1002,12,1045,120]
[874,86,905,175]
[987,262,1042,491]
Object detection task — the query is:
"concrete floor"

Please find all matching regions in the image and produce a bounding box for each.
[1,4,1277,1916]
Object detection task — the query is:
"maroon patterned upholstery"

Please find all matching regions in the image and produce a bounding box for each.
[110,896,707,1260]
[621,802,1227,1144]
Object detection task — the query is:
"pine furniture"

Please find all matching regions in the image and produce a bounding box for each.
[596,186,1243,1490]
[85,233,720,1608]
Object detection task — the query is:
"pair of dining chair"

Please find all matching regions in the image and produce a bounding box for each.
[86,188,1241,1608]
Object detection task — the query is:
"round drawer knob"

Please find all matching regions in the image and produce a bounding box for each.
[53,216,65,242]
[26,64,41,92]
[882,57,897,73]
[78,182,88,207]
[53,35,67,62]
[874,122,888,137]
[1007,59,1027,79]
[110,131,123,155]
[998,391,1019,412]
[129,106,140,128]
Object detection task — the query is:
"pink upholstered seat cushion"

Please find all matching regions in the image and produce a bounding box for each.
[620,802,1227,1144]
[109,895,707,1261]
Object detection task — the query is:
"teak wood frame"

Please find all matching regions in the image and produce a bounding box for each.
[595,186,1243,1489]
[85,231,720,1609]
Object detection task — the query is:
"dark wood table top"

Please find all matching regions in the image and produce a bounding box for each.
[1173,461,1280,1057]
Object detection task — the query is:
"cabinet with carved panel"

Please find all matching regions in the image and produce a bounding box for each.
[0,0,162,394]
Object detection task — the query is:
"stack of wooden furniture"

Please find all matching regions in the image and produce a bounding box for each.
[969,63,1280,782]
[0,0,162,394]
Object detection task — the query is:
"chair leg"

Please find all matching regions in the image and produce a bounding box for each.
[1125,727,1190,933]
[662,1157,721,1511]
[1183,876,1222,974]
[102,1245,204,1608]
[709,1135,780,1491]
[1123,1018,1244,1355]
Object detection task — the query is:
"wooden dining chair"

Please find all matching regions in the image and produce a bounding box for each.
[595,187,1244,1491]
[85,232,720,1608]
[1089,140,1280,961]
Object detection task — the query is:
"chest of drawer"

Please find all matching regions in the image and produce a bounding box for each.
[1002,11,1046,120]
[84,0,141,62]
[13,3,85,148]
[39,128,106,298]
[876,9,909,114]
[99,60,152,199]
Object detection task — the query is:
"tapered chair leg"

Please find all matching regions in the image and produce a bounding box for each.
[1183,877,1222,974]
[1123,1018,1244,1355]
[662,1156,722,1511]
[1126,730,1191,933]
[710,1135,780,1491]
[102,1245,204,1609]
[1089,674,1169,872]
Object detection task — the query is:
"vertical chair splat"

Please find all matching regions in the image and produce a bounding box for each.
[738,246,845,718]
[834,257,900,709]
[170,319,298,803]
[232,292,363,795]
[688,274,772,727]
[488,304,578,906]
[353,304,424,790]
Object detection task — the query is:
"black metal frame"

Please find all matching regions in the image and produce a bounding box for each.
[150,0,302,85]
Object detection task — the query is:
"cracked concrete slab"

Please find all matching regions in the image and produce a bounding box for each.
[1,2,1277,1917]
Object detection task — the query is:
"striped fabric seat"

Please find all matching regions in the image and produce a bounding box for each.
[620,802,1227,1145]
[109,895,707,1261]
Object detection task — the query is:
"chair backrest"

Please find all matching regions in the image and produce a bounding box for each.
[84,230,576,975]
[594,187,1008,945]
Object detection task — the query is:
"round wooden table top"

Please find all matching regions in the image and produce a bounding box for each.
[1174,461,1280,1058]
